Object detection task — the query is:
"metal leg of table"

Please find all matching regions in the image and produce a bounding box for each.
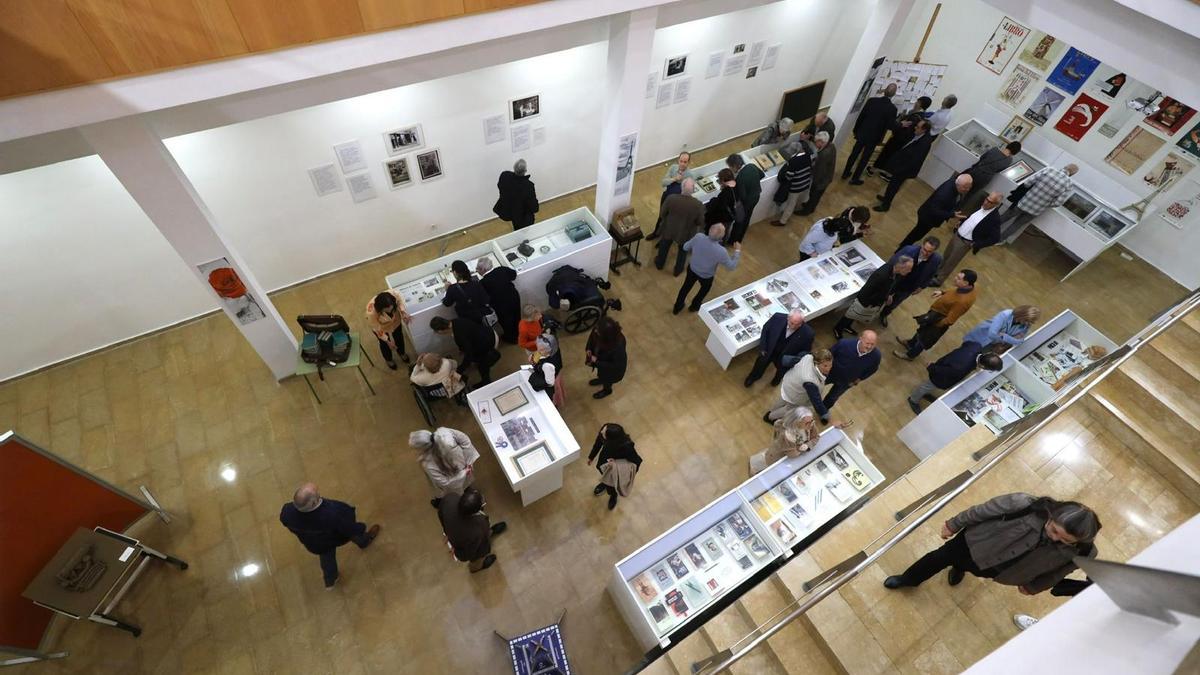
[630,239,642,266]
[359,344,375,368]
[139,544,189,570]
[357,366,377,396]
[90,613,141,638]
[303,374,322,404]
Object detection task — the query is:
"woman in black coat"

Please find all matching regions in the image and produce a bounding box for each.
[493,159,539,230]
[587,423,643,509]
[585,317,627,399]
[705,168,738,228]
[442,260,492,326]
[476,258,521,343]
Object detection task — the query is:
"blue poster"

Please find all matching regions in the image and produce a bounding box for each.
[1046,47,1100,95]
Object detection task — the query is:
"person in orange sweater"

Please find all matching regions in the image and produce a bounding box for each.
[893,269,978,360]
[366,290,411,369]
[517,304,543,355]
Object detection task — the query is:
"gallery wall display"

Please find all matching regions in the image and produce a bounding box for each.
[1177,122,1200,160]
[1144,97,1196,136]
[384,157,412,189]
[1017,30,1065,73]
[614,132,638,196]
[1023,86,1066,126]
[382,124,424,156]
[483,114,506,145]
[416,149,443,182]
[509,94,541,123]
[1160,179,1199,227]
[307,163,343,197]
[346,172,378,203]
[997,64,1038,109]
[1045,47,1099,94]
[1054,94,1108,142]
[705,51,723,79]
[198,257,265,325]
[1000,116,1033,143]
[663,54,688,80]
[333,139,367,173]
[1105,127,1166,175]
[975,16,1029,75]
[762,44,781,71]
[1141,152,1194,190]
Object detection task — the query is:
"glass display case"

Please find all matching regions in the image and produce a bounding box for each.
[946,119,1003,156]
[1019,325,1112,388]
[1086,210,1132,240]
[950,373,1035,434]
[1061,191,1100,225]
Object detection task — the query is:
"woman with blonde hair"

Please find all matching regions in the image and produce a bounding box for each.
[410,428,479,508]
[409,352,465,399]
[961,305,1041,352]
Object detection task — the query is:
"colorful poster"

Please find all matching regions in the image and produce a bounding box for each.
[1160,179,1200,228]
[198,258,266,325]
[1144,97,1197,136]
[1104,127,1166,175]
[1087,65,1128,101]
[1024,86,1067,126]
[976,16,1029,74]
[1094,75,1157,139]
[1018,30,1065,72]
[1054,94,1109,141]
[1142,152,1194,190]
[1177,121,1200,160]
[997,64,1039,108]
[1046,48,1100,95]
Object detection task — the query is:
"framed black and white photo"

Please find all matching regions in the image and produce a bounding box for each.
[509,94,541,123]
[382,124,423,156]
[416,149,443,182]
[663,54,688,80]
[383,157,412,190]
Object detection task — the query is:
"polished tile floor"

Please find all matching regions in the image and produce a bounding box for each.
[2,129,1186,674]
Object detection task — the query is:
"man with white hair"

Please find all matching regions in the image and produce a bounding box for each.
[492,158,539,230]
[928,94,958,136]
[898,174,973,249]
[998,164,1079,241]
[799,131,837,215]
[279,483,380,589]
[674,223,741,314]
[745,309,815,388]
[656,177,706,275]
[754,116,794,146]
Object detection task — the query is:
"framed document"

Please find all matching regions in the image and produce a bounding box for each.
[493,387,529,416]
[513,442,555,477]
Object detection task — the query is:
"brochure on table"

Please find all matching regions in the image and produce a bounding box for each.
[609,428,884,651]
[923,109,1139,282]
[385,207,610,354]
[897,309,1116,459]
[466,370,580,506]
[698,239,884,369]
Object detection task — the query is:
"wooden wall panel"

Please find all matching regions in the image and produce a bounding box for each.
[224,0,364,52]
[0,0,114,98]
[66,0,248,75]
[358,0,464,31]
[462,0,542,12]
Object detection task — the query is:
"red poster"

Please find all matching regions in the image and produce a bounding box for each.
[1055,93,1109,141]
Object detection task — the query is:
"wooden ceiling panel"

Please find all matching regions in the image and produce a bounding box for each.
[358,0,465,31]
[224,0,365,52]
[0,0,114,97]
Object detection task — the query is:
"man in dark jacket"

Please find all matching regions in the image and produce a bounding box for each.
[279,483,380,588]
[439,487,506,573]
[799,131,837,215]
[431,315,500,385]
[655,178,705,275]
[962,141,1020,199]
[824,331,881,410]
[874,119,934,212]
[477,258,521,344]
[772,142,814,226]
[843,83,898,183]
[799,111,836,144]
[880,237,942,326]
[898,174,973,248]
[744,309,815,388]
[726,153,764,244]
[905,341,1002,413]
[833,257,913,338]
[493,159,539,230]
[931,191,1005,285]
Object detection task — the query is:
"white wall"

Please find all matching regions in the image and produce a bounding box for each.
[890,0,1200,289]
[0,157,216,381]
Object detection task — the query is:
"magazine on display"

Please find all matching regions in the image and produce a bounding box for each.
[1021,331,1105,386]
[748,445,877,547]
[951,375,1031,433]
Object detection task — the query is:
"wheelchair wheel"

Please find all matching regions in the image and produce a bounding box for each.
[564,305,602,334]
[411,385,437,426]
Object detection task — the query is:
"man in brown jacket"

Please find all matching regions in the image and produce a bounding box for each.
[884,493,1100,593]
[893,269,978,360]
[655,177,705,276]
[438,487,507,573]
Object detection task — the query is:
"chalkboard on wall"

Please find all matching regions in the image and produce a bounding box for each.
[779,81,826,124]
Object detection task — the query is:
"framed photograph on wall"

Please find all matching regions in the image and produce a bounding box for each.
[383,157,412,190]
[382,125,423,156]
[663,54,688,80]
[416,149,444,182]
[509,94,541,123]
[975,16,1029,75]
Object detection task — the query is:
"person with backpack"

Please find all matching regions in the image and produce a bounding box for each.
[884,494,1101,595]
[441,260,493,326]
[365,289,411,370]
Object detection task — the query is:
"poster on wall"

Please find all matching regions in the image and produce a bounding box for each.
[1177,121,1200,160]
[747,41,766,67]
[997,64,1039,108]
[656,82,674,109]
[532,127,546,147]
[1159,179,1200,228]
[483,114,506,145]
[1087,65,1129,101]
[1142,152,1194,191]
[509,94,540,123]
[673,78,692,105]
[762,44,781,71]
[723,53,747,77]
[1104,127,1166,175]
[1024,86,1067,126]
[199,258,265,325]
[346,172,377,203]
[705,51,724,79]
[975,16,1029,74]
[614,132,637,196]
[333,140,367,173]
[307,164,343,197]
[663,55,688,80]
[1046,48,1100,95]
[745,67,758,79]
[382,125,423,156]
[510,124,532,153]
[383,157,412,190]
[1000,116,1033,143]
[1054,94,1109,141]
[1017,30,1065,72]
[1093,76,1156,139]
[1144,97,1196,136]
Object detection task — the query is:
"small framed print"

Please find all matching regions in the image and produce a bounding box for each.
[476,400,492,424]
[513,442,554,477]
[493,387,529,416]
[383,157,412,190]
[1003,160,1035,183]
[416,148,443,182]
[663,54,688,80]
[382,124,423,156]
[509,93,541,123]
[1000,115,1033,143]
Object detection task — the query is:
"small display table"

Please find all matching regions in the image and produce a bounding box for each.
[293,332,375,404]
[467,370,580,506]
[697,239,884,369]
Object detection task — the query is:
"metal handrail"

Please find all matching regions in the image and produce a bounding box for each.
[697,290,1200,674]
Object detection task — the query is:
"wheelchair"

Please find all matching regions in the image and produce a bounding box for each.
[411,379,469,427]
[544,265,621,335]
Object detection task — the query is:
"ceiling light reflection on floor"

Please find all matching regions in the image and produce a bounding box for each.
[239,563,261,578]
[219,465,238,483]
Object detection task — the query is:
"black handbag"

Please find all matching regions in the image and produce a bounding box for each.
[1007,183,1030,204]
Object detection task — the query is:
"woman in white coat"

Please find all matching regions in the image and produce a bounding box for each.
[410,428,480,508]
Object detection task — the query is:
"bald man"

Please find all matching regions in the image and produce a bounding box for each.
[280,483,380,589]
[824,331,882,411]
[898,174,972,249]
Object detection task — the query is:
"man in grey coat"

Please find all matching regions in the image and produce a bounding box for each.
[655,178,705,275]
[799,131,837,215]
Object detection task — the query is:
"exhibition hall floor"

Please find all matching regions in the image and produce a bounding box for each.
[2,132,1188,674]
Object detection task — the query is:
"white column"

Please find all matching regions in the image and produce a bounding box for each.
[828,0,918,149]
[594,7,658,226]
[80,117,298,380]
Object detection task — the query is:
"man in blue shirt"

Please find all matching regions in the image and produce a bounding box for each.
[961,306,1041,351]
[280,483,380,589]
[673,223,741,314]
[824,331,881,410]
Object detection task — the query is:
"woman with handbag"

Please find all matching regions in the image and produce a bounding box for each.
[587,423,643,510]
[528,334,564,407]
[365,289,411,369]
[894,269,979,360]
[442,260,495,327]
[585,317,627,400]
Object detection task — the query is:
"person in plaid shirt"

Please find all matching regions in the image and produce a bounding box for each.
[999,164,1078,241]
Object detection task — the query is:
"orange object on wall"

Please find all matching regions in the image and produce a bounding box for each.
[0,433,148,650]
